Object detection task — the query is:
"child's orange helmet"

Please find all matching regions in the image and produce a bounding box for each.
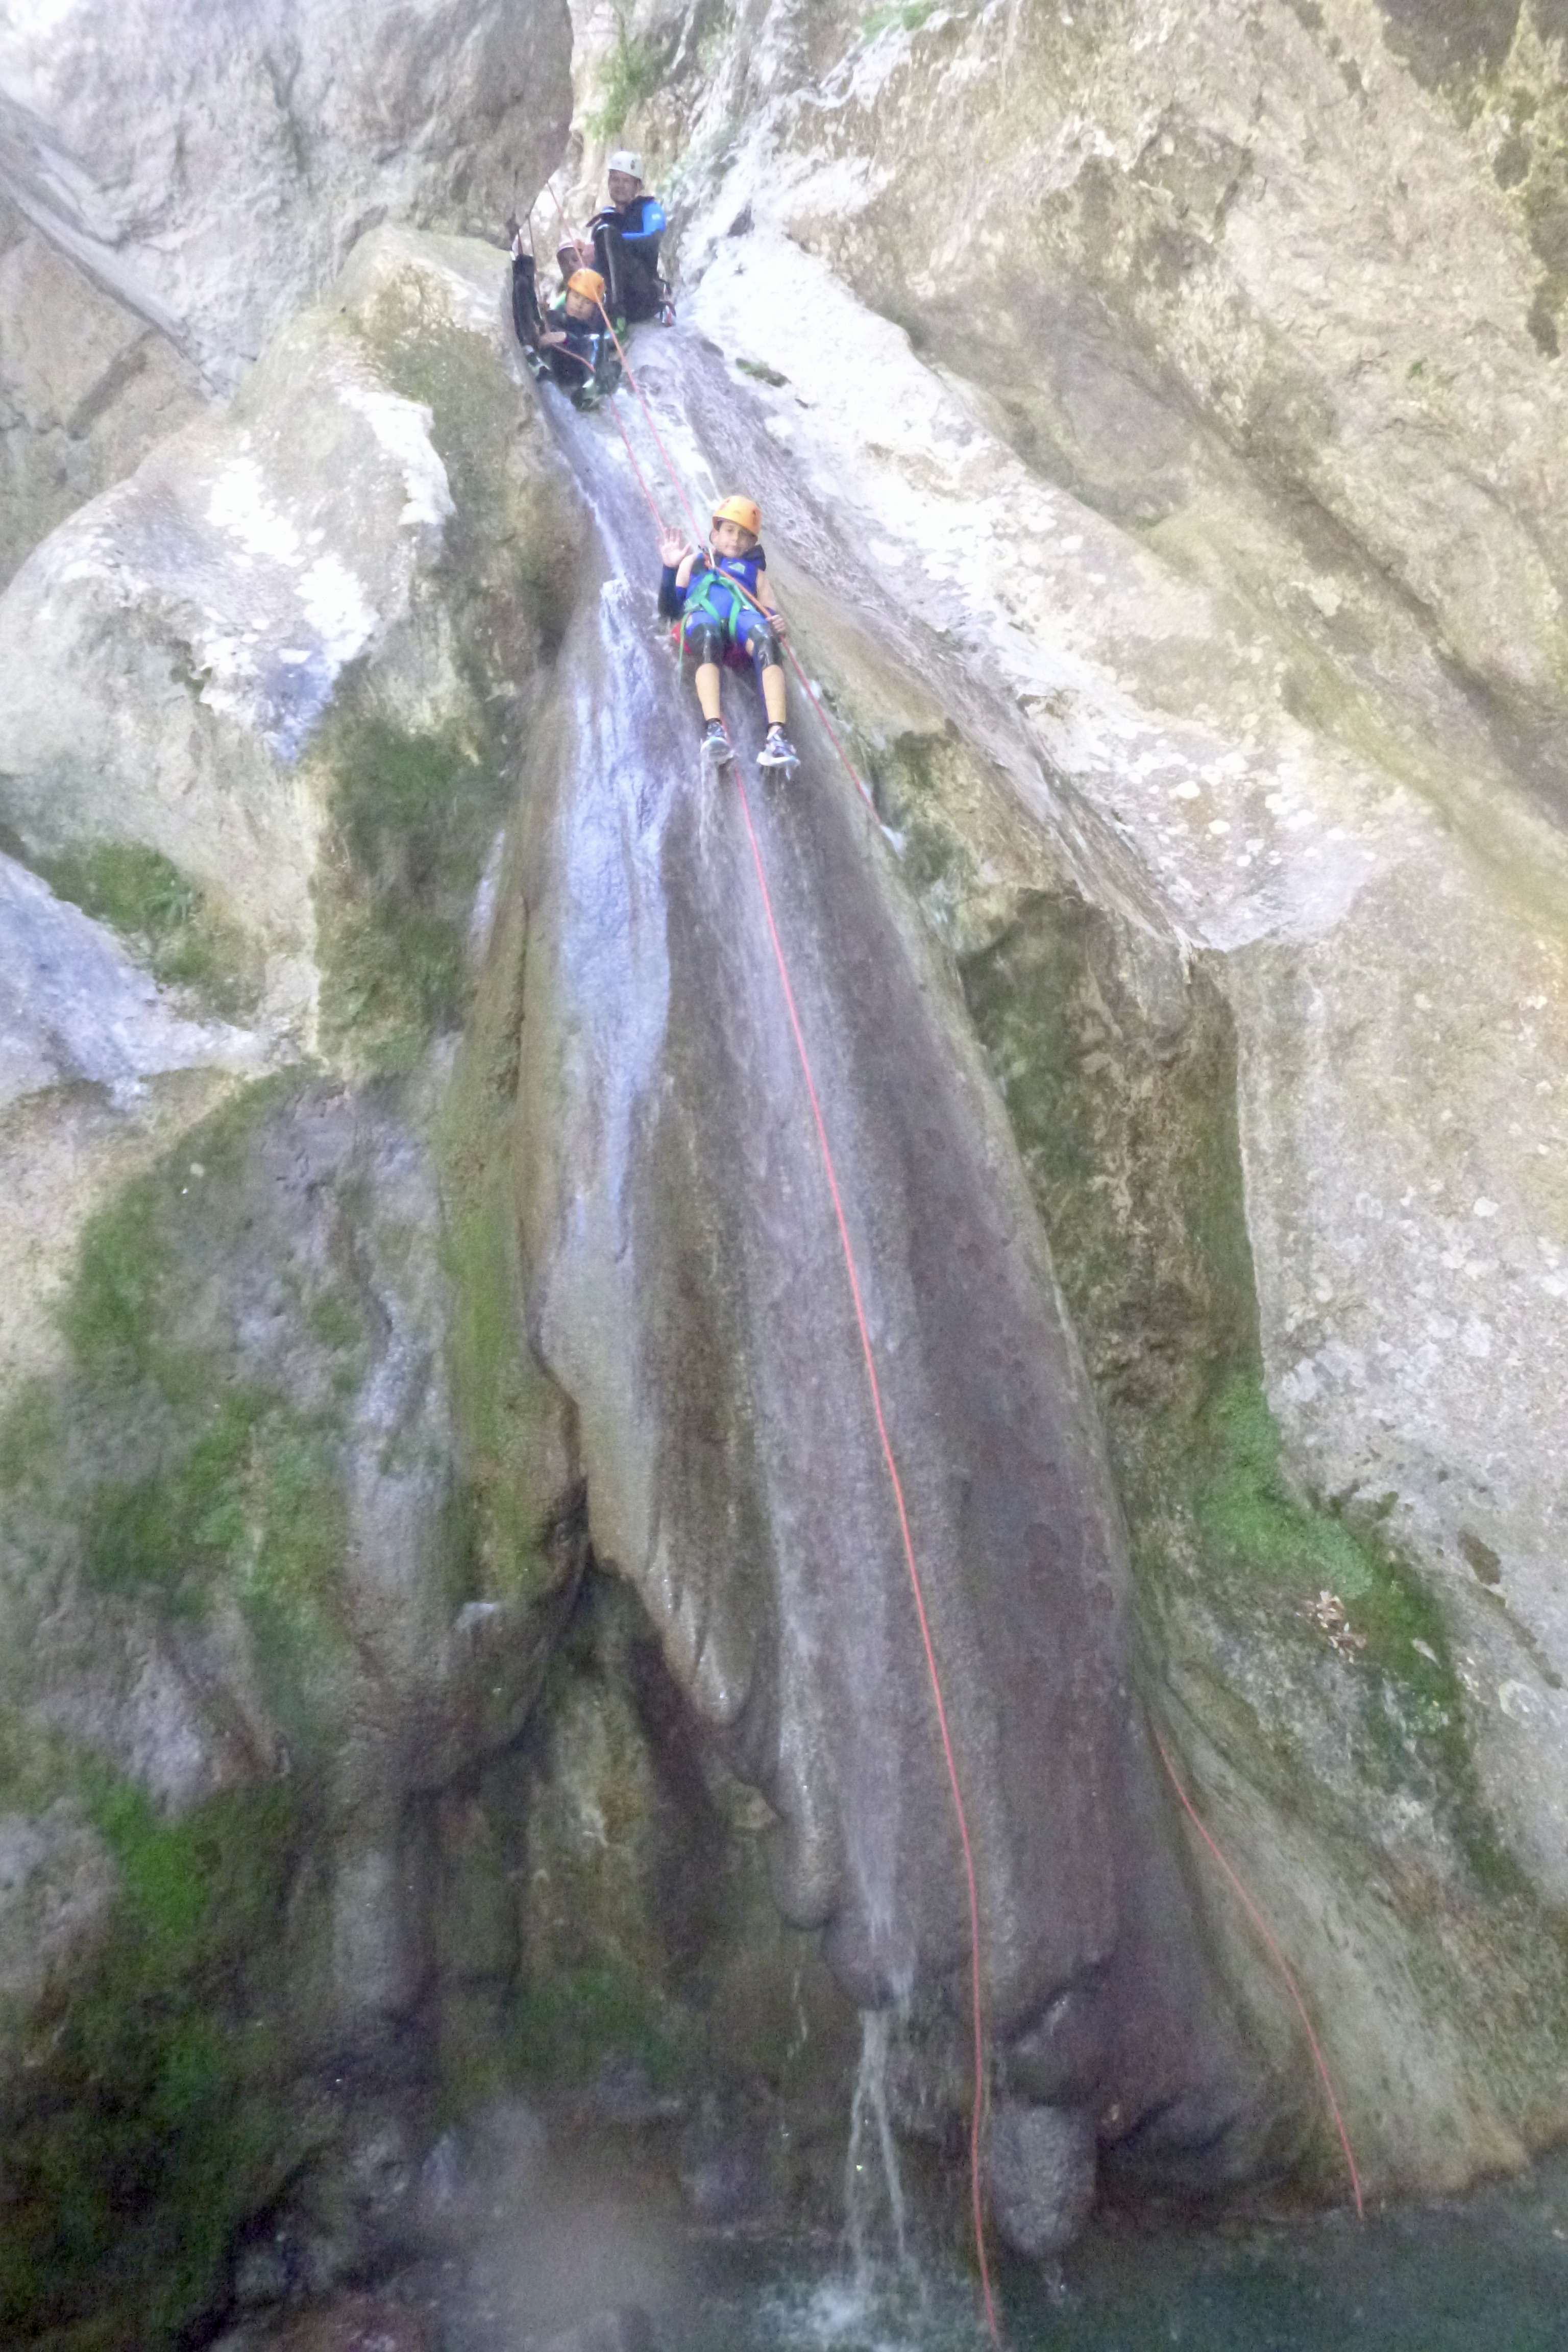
[567,268,606,302]
[712,495,761,535]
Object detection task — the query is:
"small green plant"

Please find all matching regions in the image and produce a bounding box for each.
[587,8,670,138]
[736,356,790,387]
[861,0,937,39]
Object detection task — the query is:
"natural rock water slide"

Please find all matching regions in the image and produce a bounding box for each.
[516,364,1279,2238]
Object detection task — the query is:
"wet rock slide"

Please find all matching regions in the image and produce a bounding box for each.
[514,354,1279,2243]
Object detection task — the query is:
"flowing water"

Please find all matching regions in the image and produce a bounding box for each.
[677,2150,1568,2352]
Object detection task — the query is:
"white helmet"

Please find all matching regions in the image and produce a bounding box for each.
[607,149,643,183]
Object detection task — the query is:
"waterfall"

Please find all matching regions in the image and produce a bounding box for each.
[845,2010,913,2286]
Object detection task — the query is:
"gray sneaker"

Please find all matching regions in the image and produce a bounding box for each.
[702,719,733,766]
[757,725,798,770]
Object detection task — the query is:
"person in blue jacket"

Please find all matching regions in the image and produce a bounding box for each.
[659,495,797,770]
[590,151,672,328]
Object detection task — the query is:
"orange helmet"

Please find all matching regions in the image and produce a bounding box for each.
[712,494,761,536]
[567,267,606,303]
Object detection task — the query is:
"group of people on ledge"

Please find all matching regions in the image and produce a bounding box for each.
[509,148,669,410]
[509,157,797,773]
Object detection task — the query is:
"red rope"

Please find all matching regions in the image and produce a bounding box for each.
[1150,1724,1364,2220]
[608,395,668,534]
[728,743,1000,2342]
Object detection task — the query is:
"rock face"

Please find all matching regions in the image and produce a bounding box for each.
[0,229,587,2348]
[0,0,573,388]
[7,0,1568,2338]
[554,0,1568,2201]
[0,195,203,587]
[519,390,1275,2188]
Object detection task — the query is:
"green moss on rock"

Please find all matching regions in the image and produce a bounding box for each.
[36,839,262,1021]
[0,1769,307,2351]
[503,1961,691,2091]
[311,712,509,1075]
[438,814,581,1613]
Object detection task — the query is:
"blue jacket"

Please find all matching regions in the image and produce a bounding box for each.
[591,193,668,311]
[659,548,769,626]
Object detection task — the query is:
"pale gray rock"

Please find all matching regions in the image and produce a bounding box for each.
[0,1796,114,2007]
[985,2101,1098,2262]
[0,0,572,388]
[0,194,204,585]
[0,850,260,1108]
[0,225,540,1037]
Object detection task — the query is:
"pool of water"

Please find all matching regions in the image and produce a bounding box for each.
[682,2152,1568,2352]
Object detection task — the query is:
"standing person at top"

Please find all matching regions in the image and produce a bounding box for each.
[590,151,672,328]
[658,495,798,771]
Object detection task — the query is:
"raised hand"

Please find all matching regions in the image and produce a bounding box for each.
[659,530,691,568]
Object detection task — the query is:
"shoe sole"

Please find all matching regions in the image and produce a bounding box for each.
[756,749,798,770]
[702,741,734,768]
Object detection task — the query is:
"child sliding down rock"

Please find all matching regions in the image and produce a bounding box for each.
[658,497,798,771]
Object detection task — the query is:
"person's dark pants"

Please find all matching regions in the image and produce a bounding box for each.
[592,222,664,324]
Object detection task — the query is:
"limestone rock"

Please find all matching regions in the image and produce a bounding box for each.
[0,224,567,1047]
[0,0,573,387]
[0,224,582,2348]
[0,195,204,586]
[550,0,1568,2198]
[985,2101,1098,2263]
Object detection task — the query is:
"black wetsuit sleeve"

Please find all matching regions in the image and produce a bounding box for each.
[658,567,685,619]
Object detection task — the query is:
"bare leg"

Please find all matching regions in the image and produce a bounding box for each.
[695,662,723,721]
[762,666,788,726]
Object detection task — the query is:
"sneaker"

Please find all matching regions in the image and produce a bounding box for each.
[702,719,733,766]
[757,725,798,770]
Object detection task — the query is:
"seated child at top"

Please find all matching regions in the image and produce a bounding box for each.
[509,240,621,409]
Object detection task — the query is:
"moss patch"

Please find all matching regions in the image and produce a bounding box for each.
[1172,1371,1532,1898]
[503,1961,690,2090]
[0,1075,366,1745]
[313,712,508,1074]
[437,803,582,1614]
[0,1768,308,2351]
[36,839,262,1020]
[862,0,938,38]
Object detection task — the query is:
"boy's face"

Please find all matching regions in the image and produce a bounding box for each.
[564,289,596,322]
[712,519,756,559]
